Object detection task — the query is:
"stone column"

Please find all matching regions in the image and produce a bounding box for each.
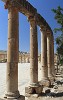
[40,29,48,80]
[25,16,42,95]
[47,33,53,79]
[29,16,38,86]
[40,28,50,87]
[5,6,20,99]
[51,35,55,76]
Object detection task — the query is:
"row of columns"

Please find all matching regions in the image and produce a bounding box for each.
[4,6,54,99]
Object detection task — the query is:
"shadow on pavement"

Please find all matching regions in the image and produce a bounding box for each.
[40,92,63,97]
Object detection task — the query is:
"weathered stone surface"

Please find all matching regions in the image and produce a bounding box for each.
[43,87,50,93]
[25,85,42,95]
[51,35,55,76]
[35,86,43,94]
[25,87,33,94]
[1,0,55,100]
[49,77,55,85]
[40,29,48,80]
[5,7,20,99]
[25,93,31,97]
[29,16,38,85]
[39,80,50,87]
[47,34,53,78]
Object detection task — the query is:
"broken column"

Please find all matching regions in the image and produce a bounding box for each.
[40,28,50,87]
[5,6,20,99]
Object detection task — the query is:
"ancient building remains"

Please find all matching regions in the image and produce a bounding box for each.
[1,0,55,99]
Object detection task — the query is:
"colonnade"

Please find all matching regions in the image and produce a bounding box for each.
[1,0,55,99]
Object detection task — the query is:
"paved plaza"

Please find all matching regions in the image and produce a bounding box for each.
[0,63,63,100]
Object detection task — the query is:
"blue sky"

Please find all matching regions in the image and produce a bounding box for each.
[0,0,63,53]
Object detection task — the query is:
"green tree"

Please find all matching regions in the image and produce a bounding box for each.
[52,6,63,33]
[52,6,63,65]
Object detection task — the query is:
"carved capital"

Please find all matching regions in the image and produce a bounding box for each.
[4,0,10,9]
[40,26,47,36]
[28,14,37,25]
[40,27,46,32]
[4,0,17,10]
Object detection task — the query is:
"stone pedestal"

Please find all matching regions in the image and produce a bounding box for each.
[25,85,42,97]
[4,7,20,99]
[39,80,50,87]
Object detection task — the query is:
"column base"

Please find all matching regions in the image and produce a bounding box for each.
[25,83,43,96]
[4,90,20,99]
[39,79,50,87]
[1,95,24,100]
[48,76,55,85]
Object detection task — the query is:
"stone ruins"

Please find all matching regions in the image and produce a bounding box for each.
[1,0,58,100]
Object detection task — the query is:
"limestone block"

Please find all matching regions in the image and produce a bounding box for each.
[25,87,33,94]
[35,86,43,94]
[49,77,55,85]
[39,80,50,87]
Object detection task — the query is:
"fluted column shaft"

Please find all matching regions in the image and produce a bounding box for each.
[47,34,53,78]
[29,17,38,86]
[5,7,20,99]
[40,29,48,80]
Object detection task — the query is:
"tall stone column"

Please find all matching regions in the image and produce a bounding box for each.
[5,6,20,99]
[47,33,53,79]
[40,28,50,87]
[25,16,42,95]
[29,16,38,86]
[40,29,48,80]
[51,35,55,76]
